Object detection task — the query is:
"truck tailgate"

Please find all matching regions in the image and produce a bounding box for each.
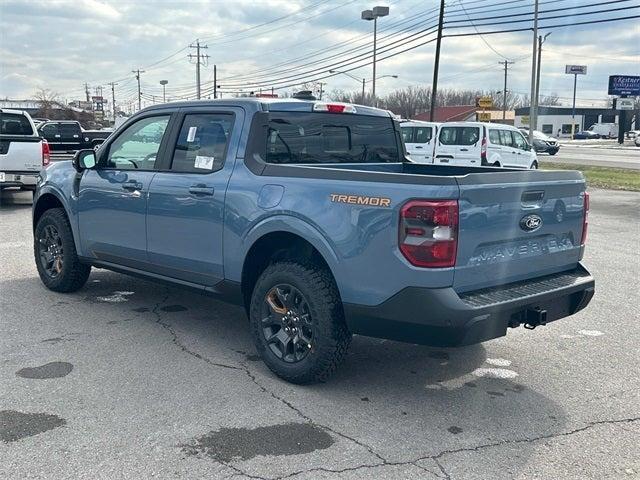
[0,135,42,171]
[454,170,586,292]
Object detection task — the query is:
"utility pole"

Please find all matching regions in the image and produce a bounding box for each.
[430,0,445,121]
[108,82,117,122]
[84,83,91,102]
[132,69,144,111]
[213,65,217,99]
[317,82,327,100]
[533,32,551,132]
[188,39,209,99]
[499,60,514,120]
[528,0,539,145]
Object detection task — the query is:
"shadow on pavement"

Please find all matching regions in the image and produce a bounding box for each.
[0,188,33,209]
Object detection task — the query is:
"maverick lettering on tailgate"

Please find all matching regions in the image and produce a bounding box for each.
[330,193,391,207]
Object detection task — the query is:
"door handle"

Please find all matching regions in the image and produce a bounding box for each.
[460,148,469,152]
[415,146,423,149]
[189,184,214,196]
[122,180,142,191]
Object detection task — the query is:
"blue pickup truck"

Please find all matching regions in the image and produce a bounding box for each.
[32,98,594,383]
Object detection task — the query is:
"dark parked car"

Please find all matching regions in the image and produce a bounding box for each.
[572,130,599,140]
[519,129,560,155]
[37,120,112,159]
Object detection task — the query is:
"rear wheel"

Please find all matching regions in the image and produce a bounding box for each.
[531,160,539,169]
[249,261,351,384]
[34,208,91,292]
[492,161,501,167]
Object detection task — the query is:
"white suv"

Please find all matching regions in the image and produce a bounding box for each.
[434,122,538,169]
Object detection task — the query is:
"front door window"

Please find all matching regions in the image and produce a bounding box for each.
[104,116,170,170]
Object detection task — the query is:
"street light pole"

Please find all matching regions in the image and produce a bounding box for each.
[362,6,389,108]
[160,80,168,103]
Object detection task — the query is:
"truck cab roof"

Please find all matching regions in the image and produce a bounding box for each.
[139,98,393,118]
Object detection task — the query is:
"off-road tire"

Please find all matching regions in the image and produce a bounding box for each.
[34,208,91,292]
[249,260,351,384]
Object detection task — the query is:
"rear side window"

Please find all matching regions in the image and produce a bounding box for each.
[401,127,414,143]
[415,127,432,143]
[0,113,34,135]
[499,130,513,147]
[488,129,501,145]
[266,112,399,164]
[59,123,80,138]
[171,113,233,173]
[439,126,479,146]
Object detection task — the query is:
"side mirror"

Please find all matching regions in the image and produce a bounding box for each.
[73,149,97,172]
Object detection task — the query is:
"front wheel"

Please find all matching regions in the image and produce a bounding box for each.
[530,160,539,169]
[34,208,91,292]
[249,261,351,384]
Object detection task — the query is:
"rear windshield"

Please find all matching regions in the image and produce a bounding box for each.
[439,126,480,146]
[401,126,433,144]
[0,112,34,136]
[266,112,400,164]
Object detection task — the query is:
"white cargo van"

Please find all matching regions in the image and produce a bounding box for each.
[587,123,617,139]
[400,120,439,163]
[434,122,538,169]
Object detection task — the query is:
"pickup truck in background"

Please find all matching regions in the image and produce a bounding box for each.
[1,108,50,193]
[32,98,594,383]
[37,120,112,160]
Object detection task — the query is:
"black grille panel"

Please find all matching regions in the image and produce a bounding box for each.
[459,269,591,308]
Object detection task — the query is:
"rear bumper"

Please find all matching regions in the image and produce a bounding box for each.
[344,263,594,347]
[0,171,39,189]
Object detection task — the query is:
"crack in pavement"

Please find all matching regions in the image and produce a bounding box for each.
[149,292,640,480]
[150,291,243,372]
[149,291,389,478]
[271,416,640,480]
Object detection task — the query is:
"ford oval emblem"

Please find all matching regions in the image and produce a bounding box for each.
[520,214,543,232]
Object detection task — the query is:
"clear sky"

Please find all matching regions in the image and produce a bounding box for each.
[1,0,638,109]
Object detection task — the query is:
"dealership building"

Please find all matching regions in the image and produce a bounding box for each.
[514,106,638,137]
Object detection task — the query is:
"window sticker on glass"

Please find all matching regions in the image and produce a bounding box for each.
[187,126,197,143]
[194,155,215,170]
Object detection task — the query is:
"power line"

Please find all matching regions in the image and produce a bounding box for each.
[456,0,509,60]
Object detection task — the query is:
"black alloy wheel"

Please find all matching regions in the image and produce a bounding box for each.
[261,284,314,363]
[38,224,64,278]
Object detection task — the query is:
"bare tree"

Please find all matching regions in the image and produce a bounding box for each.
[34,88,60,118]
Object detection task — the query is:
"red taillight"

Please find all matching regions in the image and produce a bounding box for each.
[42,140,51,167]
[580,191,589,246]
[399,200,458,268]
[480,135,487,164]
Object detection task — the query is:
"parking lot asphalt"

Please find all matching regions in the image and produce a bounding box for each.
[540,145,640,170]
[1,188,639,480]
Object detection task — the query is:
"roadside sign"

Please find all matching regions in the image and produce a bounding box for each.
[477,112,492,122]
[565,65,587,75]
[477,96,493,109]
[608,75,640,96]
[520,115,530,125]
[614,98,635,110]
